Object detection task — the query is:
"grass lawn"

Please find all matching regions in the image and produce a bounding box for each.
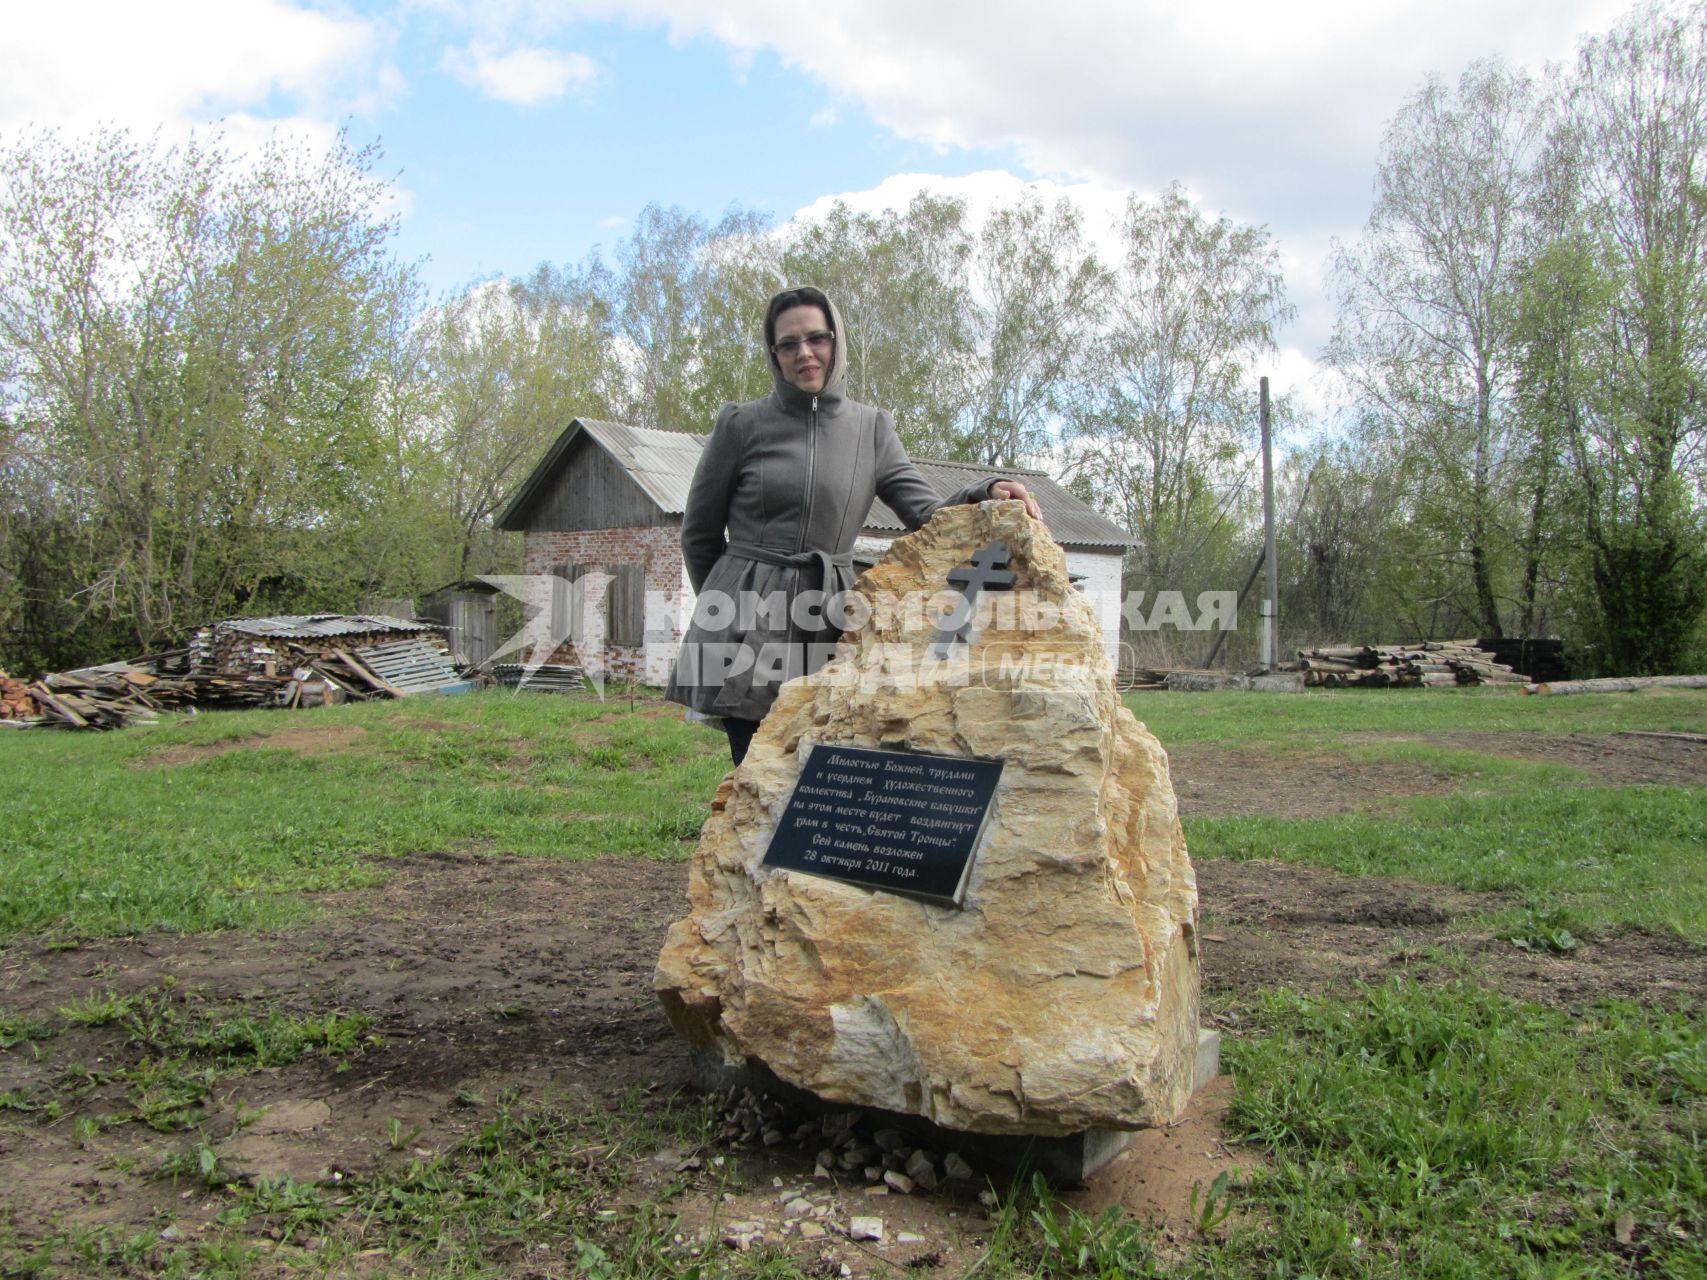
[1128,687,1707,941]
[0,686,1702,1278]
[0,692,729,941]
[1122,684,1707,746]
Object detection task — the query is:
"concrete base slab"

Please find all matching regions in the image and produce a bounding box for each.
[1197,1027,1222,1091]
[691,1027,1226,1187]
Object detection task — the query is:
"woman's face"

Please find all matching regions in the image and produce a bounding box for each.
[772,304,834,395]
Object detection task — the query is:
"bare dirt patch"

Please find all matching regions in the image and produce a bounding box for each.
[1071,1075,1253,1236]
[0,852,691,1264]
[1196,859,1707,1011]
[138,722,371,767]
[4,848,1699,1274]
[1169,745,1458,818]
[4,726,1703,1275]
[1167,729,1707,819]
[1421,729,1707,787]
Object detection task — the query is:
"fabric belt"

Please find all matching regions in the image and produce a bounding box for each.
[723,542,852,592]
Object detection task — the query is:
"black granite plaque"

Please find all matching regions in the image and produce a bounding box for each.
[762,745,1003,907]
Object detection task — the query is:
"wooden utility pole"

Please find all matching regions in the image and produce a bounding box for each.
[1260,377,1279,672]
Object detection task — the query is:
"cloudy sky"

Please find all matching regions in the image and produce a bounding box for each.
[1,0,1635,419]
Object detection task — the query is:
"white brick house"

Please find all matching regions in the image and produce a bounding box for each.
[495,419,1137,683]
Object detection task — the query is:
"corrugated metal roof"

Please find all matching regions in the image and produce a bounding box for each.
[862,458,1136,548]
[215,614,437,639]
[494,419,706,529]
[499,417,1137,550]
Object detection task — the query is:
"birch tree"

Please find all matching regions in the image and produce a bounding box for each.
[608,204,774,431]
[418,262,618,576]
[1067,184,1292,591]
[957,194,1107,468]
[1540,1,1707,672]
[781,194,973,453]
[1327,59,1547,639]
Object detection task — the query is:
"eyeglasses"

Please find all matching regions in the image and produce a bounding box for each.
[772,331,835,359]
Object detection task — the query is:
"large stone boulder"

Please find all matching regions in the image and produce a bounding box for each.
[655,501,1199,1135]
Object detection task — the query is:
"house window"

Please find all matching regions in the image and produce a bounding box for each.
[607,564,644,647]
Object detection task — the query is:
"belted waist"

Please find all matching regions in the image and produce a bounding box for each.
[724,542,853,590]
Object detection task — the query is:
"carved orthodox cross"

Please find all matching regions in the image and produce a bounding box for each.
[928,540,1016,659]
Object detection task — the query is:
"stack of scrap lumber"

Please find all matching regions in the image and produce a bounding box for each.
[183,615,471,701]
[5,614,479,730]
[31,666,169,728]
[191,615,438,676]
[1297,641,1525,688]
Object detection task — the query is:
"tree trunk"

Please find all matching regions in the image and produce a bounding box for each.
[1523,674,1707,696]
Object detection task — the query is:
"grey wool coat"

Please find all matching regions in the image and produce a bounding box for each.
[665,291,998,724]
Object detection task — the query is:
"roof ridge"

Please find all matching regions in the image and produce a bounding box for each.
[499,415,1135,546]
[912,457,1047,476]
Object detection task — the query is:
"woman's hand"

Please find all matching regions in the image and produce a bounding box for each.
[990,479,1043,520]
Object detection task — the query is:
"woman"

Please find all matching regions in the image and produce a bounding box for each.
[665,286,1043,765]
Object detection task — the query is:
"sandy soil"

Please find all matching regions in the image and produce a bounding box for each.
[1,726,1702,1275]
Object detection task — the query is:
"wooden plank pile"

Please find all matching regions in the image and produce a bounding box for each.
[1296,641,1526,688]
[2,664,172,729]
[1114,659,1170,690]
[4,615,480,730]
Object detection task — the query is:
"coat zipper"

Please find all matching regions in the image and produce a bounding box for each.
[796,395,818,553]
[787,396,818,672]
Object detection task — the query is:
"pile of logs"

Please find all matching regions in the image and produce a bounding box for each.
[1,661,349,729]
[1296,641,1526,688]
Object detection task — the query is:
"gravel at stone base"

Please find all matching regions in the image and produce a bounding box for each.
[1,726,1701,1276]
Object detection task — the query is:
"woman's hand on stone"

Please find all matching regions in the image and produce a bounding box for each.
[990,479,1043,520]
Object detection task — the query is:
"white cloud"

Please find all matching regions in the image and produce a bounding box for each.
[1271,344,1341,436]
[528,0,1629,363]
[592,0,1629,195]
[0,0,391,134]
[809,106,839,129]
[536,1,1622,157]
[441,40,598,105]
[0,2,421,250]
